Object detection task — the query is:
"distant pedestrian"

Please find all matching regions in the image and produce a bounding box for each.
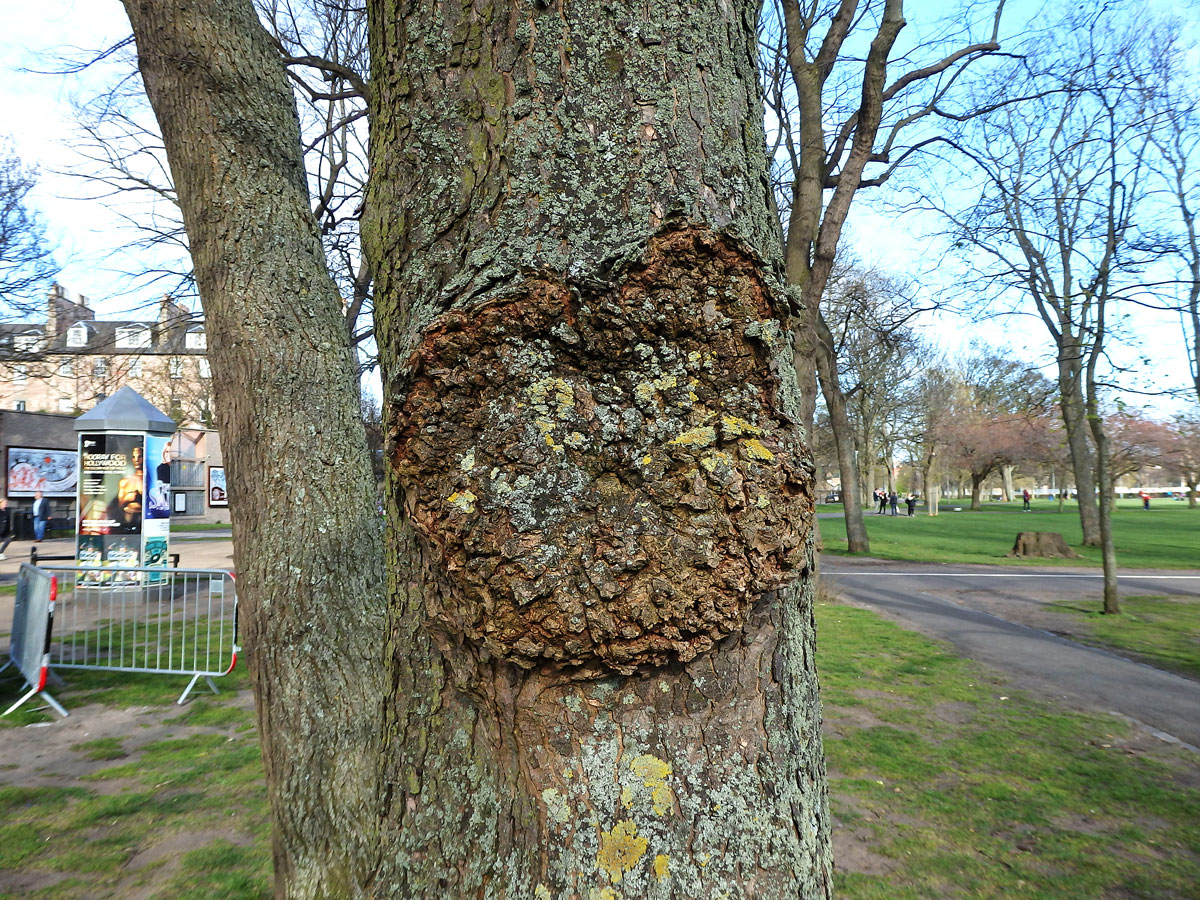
[0,498,12,559]
[889,491,899,516]
[1140,491,1150,510]
[32,490,49,542]
[1022,488,1031,512]
[877,490,887,515]
[905,494,917,516]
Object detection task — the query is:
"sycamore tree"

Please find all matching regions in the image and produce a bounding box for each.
[121,1,831,898]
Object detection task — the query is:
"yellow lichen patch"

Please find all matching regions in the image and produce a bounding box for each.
[528,377,573,414]
[446,491,477,513]
[535,417,556,435]
[535,885,552,900]
[597,820,647,883]
[630,754,674,815]
[634,381,657,405]
[740,438,775,462]
[700,450,732,474]
[620,786,634,808]
[565,431,587,449]
[756,493,770,509]
[721,414,762,437]
[545,434,565,452]
[641,454,653,466]
[668,425,716,448]
[654,854,670,880]
[589,889,619,900]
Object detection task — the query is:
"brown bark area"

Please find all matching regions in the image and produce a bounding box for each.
[1007,532,1080,559]
[367,0,831,896]
[120,2,386,896]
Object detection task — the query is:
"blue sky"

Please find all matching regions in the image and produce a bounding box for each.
[3,0,1197,416]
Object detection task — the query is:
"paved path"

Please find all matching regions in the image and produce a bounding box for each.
[820,555,1200,749]
[0,534,234,585]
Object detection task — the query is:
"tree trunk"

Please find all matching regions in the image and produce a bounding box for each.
[121,1,387,895]
[1086,406,1120,616]
[1000,464,1015,502]
[970,472,985,510]
[813,317,869,552]
[367,1,833,897]
[1059,356,1102,546]
[922,460,940,516]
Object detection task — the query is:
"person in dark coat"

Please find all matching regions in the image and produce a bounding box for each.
[0,497,12,559]
[905,494,917,516]
[888,491,899,516]
[32,490,50,542]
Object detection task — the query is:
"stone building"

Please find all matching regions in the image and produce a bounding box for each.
[1,286,228,524]
[0,283,213,425]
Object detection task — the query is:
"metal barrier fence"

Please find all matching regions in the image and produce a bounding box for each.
[4,565,239,713]
[1,565,65,717]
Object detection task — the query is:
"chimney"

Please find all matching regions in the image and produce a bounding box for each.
[46,283,93,338]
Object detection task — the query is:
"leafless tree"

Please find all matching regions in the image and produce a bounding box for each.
[911,4,1176,612]
[761,0,1012,553]
[0,139,56,318]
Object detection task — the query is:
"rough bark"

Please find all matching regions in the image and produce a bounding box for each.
[366,0,832,897]
[120,1,387,896]
[969,472,985,511]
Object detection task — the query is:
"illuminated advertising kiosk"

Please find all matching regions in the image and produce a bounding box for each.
[74,387,176,583]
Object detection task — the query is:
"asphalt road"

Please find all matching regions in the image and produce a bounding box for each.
[820,555,1200,749]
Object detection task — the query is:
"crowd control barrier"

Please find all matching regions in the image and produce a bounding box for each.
[3,565,238,714]
[1,565,66,717]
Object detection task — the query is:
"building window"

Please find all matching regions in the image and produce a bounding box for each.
[13,364,27,384]
[67,326,88,348]
[198,359,211,378]
[128,357,142,377]
[116,325,151,349]
[58,397,74,413]
[15,333,42,353]
[58,358,74,377]
[93,358,108,378]
[169,357,184,379]
[14,400,25,411]
[185,329,207,351]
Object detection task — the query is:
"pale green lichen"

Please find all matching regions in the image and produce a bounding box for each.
[446,490,477,513]
[535,885,552,900]
[700,450,732,473]
[459,448,476,471]
[542,788,571,823]
[528,376,574,415]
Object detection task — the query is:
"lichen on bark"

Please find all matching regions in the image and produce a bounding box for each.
[394,226,812,672]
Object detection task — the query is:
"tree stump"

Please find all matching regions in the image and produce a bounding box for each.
[1007,532,1081,559]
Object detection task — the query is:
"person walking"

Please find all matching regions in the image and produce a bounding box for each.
[888,491,899,516]
[32,490,50,542]
[1140,491,1150,510]
[1022,488,1031,512]
[905,494,917,516]
[0,497,12,559]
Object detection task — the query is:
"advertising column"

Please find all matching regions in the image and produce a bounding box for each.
[143,433,172,568]
[77,433,147,573]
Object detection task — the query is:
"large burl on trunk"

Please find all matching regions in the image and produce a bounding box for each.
[368,0,832,897]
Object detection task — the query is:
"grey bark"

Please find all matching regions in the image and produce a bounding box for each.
[365,0,831,894]
[120,1,387,896]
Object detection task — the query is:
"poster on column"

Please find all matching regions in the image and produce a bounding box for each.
[143,434,172,579]
[77,433,146,579]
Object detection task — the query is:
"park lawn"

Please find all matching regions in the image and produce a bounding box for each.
[1,601,1198,897]
[1046,594,1200,681]
[818,599,1200,900]
[819,500,1200,568]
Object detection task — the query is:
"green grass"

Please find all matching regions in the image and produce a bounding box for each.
[817,598,1200,899]
[1046,595,1200,680]
[819,500,1200,567]
[2,596,1197,898]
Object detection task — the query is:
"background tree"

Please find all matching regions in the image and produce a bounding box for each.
[1167,414,1200,507]
[123,1,832,898]
[762,0,1009,553]
[917,4,1176,612]
[0,139,56,317]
